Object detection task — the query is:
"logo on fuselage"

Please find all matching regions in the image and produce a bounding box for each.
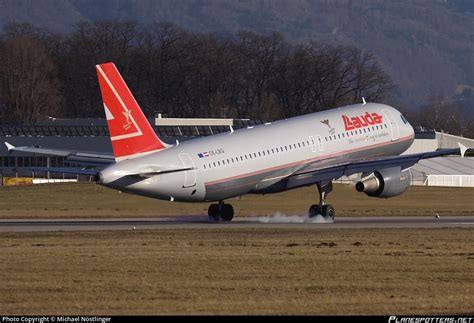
[320,119,335,135]
[342,112,383,131]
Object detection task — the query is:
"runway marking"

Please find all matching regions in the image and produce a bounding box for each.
[0,216,472,232]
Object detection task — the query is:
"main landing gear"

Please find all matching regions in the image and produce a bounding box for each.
[208,201,234,222]
[308,181,335,220]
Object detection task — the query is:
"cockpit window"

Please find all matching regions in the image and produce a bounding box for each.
[400,114,408,124]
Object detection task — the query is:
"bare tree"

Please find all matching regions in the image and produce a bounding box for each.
[237,31,285,119]
[58,21,142,117]
[0,35,63,124]
[415,96,466,136]
[0,21,397,123]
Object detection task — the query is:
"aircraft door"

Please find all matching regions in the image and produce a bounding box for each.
[178,153,196,187]
[309,136,317,152]
[382,109,400,141]
[316,135,324,151]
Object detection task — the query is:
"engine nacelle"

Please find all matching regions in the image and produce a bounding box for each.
[355,167,411,198]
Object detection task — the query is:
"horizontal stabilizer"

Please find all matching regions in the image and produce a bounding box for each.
[28,167,99,176]
[4,143,114,166]
[5,142,14,151]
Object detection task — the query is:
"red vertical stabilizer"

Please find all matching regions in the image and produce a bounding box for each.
[96,62,167,161]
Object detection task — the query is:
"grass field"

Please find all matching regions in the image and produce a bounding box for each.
[0,228,473,315]
[0,183,473,218]
[1,183,473,314]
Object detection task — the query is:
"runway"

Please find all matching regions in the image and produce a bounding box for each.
[0,215,473,232]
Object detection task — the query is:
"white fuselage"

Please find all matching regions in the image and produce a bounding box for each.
[99,103,415,202]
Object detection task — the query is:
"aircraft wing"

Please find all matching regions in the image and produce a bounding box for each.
[4,142,114,167]
[289,144,470,186]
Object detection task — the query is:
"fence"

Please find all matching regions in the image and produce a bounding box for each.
[425,175,474,187]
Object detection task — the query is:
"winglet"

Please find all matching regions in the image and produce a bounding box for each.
[458,143,468,158]
[5,142,14,152]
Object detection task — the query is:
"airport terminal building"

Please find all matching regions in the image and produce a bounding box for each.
[1,117,473,187]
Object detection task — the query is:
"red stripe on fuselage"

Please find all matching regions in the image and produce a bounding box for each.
[205,133,414,187]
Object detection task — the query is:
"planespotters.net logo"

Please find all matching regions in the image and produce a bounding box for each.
[389,317,473,323]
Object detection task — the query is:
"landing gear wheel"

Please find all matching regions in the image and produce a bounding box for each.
[308,204,322,218]
[208,204,220,221]
[321,204,335,220]
[208,203,234,221]
[220,204,234,221]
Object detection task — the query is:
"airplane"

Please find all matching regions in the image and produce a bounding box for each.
[5,62,470,221]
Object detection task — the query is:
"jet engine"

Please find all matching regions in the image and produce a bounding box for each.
[355,167,411,198]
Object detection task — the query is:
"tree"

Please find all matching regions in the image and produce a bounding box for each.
[236,31,285,119]
[0,34,63,124]
[58,21,142,117]
[414,96,469,136]
[0,20,396,122]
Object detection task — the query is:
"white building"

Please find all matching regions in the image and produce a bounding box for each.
[403,130,473,187]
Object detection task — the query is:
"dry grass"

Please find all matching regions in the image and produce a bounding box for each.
[0,183,473,218]
[0,228,473,315]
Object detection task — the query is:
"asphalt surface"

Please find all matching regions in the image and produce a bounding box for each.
[0,215,473,232]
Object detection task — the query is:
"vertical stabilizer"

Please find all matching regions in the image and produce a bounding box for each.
[96,62,168,161]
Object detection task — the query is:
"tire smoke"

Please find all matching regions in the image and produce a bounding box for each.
[256,211,334,224]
